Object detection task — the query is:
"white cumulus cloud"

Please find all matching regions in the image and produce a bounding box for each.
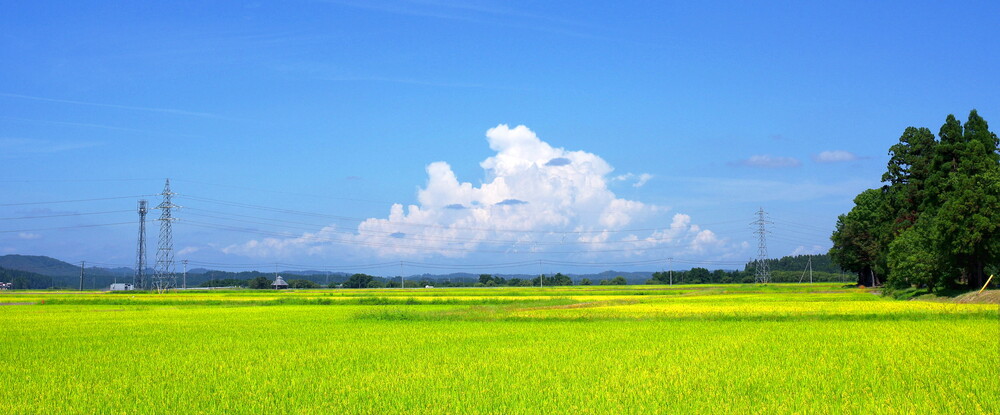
[224,125,736,260]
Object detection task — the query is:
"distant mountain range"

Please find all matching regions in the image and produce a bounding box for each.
[0,254,137,277]
[0,254,837,288]
[0,254,661,282]
[0,254,88,277]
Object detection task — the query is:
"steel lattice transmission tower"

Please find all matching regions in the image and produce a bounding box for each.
[135,199,148,289]
[752,207,772,284]
[153,179,179,292]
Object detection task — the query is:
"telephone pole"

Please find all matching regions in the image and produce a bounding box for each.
[538,260,543,288]
[668,257,673,286]
[79,261,85,291]
[182,259,188,289]
[799,257,813,283]
[752,208,772,284]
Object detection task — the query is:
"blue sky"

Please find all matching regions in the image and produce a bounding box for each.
[1,0,998,275]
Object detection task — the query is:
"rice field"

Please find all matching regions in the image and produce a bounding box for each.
[1,284,997,414]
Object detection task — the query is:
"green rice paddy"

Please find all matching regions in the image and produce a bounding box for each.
[1,284,997,414]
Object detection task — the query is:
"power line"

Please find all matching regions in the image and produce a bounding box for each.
[769,225,831,238]
[0,210,132,220]
[171,178,395,205]
[0,222,134,233]
[0,195,155,206]
[0,178,161,183]
[770,218,834,232]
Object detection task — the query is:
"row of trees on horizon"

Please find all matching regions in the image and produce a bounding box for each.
[1,254,846,289]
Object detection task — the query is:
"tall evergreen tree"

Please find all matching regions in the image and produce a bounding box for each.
[833,110,999,291]
[883,126,937,232]
[931,110,1000,288]
[924,114,965,212]
[829,189,892,285]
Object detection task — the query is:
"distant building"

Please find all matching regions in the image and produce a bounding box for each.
[110,283,135,291]
[0,282,12,290]
[272,276,289,289]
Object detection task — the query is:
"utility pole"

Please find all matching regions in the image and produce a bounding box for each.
[541,261,545,287]
[182,259,188,289]
[799,257,813,283]
[399,261,404,289]
[752,208,772,284]
[538,260,543,288]
[809,258,813,283]
[274,263,279,288]
[668,257,673,286]
[79,261,85,291]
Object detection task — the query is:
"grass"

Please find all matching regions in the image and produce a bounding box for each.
[1,283,997,414]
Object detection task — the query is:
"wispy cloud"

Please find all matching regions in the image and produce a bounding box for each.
[318,75,490,89]
[278,60,521,90]
[791,245,827,256]
[0,137,103,155]
[613,172,654,188]
[633,173,653,188]
[1,116,203,138]
[322,0,485,23]
[813,150,861,163]
[321,0,604,39]
[0,92,223,119]
[731,155,802,168]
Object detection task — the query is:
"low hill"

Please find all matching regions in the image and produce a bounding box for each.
[0,254,81,276]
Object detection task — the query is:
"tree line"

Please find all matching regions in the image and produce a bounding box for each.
[3,254,849,290]
[0,267,57,289]
[200,277,320,289]
[830,110,999,292]
[648,267,850,285]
